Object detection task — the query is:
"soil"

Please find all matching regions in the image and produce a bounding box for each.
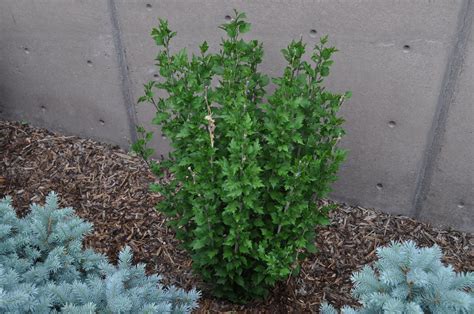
[1,120,473,313]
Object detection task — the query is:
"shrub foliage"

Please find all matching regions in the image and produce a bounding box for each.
[0,192,200,313]
[136,10,349,302]
[321,241,474,313]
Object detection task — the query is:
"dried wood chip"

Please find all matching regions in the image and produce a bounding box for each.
[0,120,472,313]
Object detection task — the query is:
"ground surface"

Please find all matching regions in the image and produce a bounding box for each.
[1,120,473,313]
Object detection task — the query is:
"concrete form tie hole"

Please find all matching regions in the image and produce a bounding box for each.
[388,120,396,128]
[376,183,384,190]
[146,3,152,10]
[403,44,411,52]
[40,105,46,113]
[87,60,93,67]
[224,15,232,21]
[457,201,465,209]
[309,29,318,38]
[24,47,30,54]
[99,119,105,126]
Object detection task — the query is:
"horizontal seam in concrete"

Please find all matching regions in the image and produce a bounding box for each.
[108,0,138,144]
[411,0,473,219]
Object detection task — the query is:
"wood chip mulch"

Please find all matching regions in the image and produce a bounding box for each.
[0,120,473,313]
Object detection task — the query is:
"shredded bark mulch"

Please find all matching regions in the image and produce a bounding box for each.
[1,120,472,313]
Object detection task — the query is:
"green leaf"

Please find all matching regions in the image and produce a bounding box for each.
[269,176,279,189]
[200,41,209,54]
[236,11,247,19]
[239,22,251,34]
[137,96,147,103]
[136,125,146,133]
[176,126,190,138]
[323,60,334,67]
[153,35,164,46]
[191,238,207,250]
[260,75,270,87]
[320,35,328,45]
[149,183,162,193]
[207,249,218,259]
[317,216,330,225]
[212,66,224,75]
[320,66,330,77]
[235,275,245,287]
[321,48,332,60]
[152,112,168,125]
[226,26,237,38]
[306,242,318,254]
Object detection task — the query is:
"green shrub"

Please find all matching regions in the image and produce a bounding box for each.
[0,192,200,313]
[321,241,474,314]
[136,10,349,302]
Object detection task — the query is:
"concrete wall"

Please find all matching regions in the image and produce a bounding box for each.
[1,0,472,232]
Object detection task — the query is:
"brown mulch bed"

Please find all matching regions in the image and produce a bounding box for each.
[1,120,473,313]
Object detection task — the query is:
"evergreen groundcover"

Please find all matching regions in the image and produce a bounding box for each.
[0,192,200,313]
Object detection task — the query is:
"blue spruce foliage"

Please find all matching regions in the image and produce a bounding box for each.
[321,240,474,314]
[0,192,200,313]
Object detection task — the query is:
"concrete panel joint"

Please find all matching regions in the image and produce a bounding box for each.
[107,0,138,143]
[412,0,474,219]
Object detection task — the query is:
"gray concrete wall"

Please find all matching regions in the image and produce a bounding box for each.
[0,0,135,147]
[1,0,472,232]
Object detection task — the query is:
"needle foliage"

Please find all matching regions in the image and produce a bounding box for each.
[0,193,200,313]
[321,241,474,314]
